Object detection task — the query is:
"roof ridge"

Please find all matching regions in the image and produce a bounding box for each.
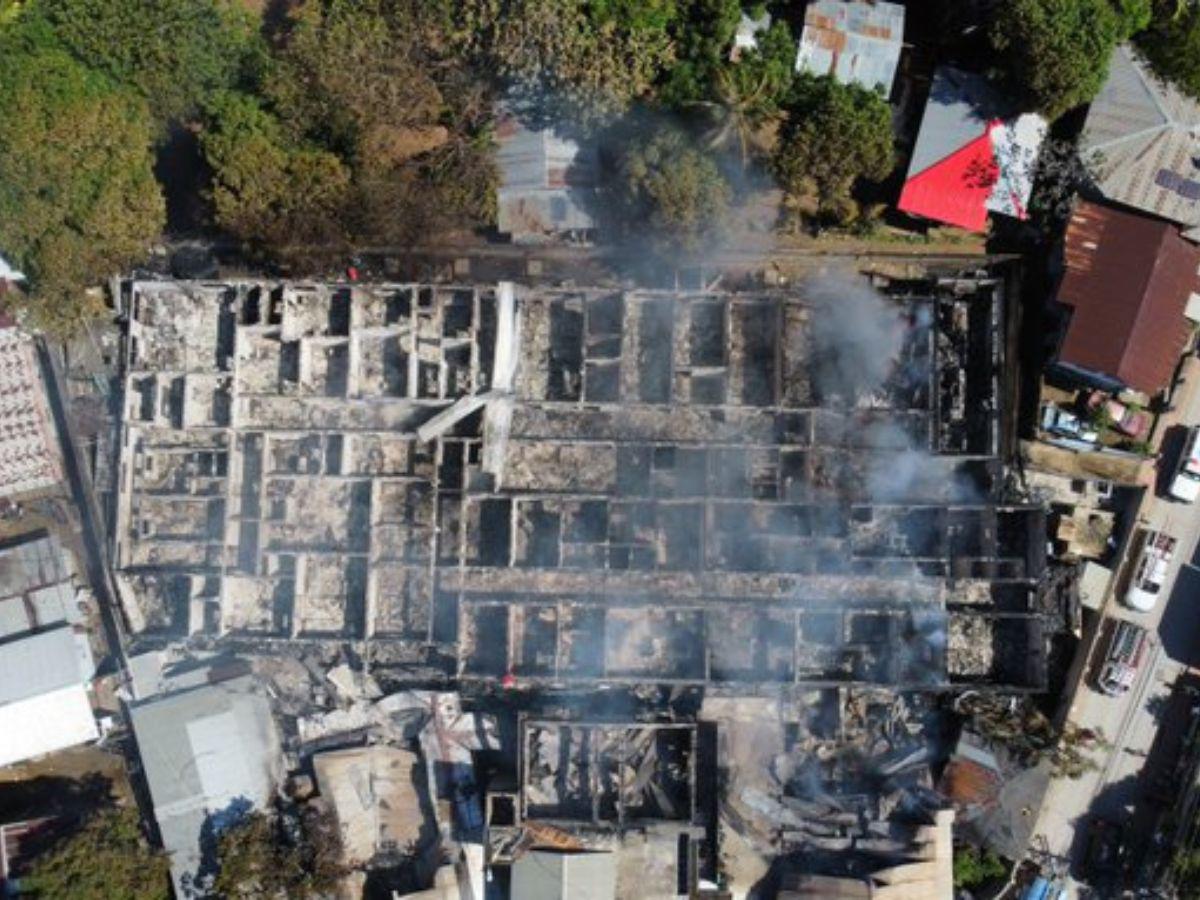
[1122,221,1192,384]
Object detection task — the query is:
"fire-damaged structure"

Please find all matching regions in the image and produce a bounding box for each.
[111,274,1049,691]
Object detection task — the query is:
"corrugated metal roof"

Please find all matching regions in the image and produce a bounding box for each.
[1081,45,1200,232]
[900,68,1045,231]
[0,625,91,706]
[129,674,282,897]
[796,0,905,93]
[495,112,597,241]
[1057,200,1199,394]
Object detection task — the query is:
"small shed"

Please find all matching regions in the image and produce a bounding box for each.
[495,112,596,244]
[795,0,905,94]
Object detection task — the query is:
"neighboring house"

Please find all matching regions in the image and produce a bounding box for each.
[0,624,98,769]
[795,0,905,95]
[0,321,63,498]
[1080,45,1200,242]
[511,850,617,900]
[495,112,596,245]
[899,67,1047,232]
[1052,199,1199,396]
[128,672,282,898]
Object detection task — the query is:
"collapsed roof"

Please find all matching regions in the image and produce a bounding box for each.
[112,275,1049,691]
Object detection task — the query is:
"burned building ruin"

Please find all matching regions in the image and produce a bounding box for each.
[112,275,1047,690]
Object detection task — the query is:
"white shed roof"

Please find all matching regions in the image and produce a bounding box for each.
[0,683,99,768]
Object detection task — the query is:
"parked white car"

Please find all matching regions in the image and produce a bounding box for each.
[1040,405,1099,443]
[1124,530,1176,612]
[1170,426,1200,503]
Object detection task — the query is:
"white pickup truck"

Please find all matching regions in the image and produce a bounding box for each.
[1170,426,1200,502]
[1124,530,1176,612]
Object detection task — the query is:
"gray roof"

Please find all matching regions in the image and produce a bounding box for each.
[511,851,617,900]
[129,675,281,898]
[0,625,92,706]
[1081,45,1200,235]
[0,532,70,600]
[495,113,596,241]
[908,67,1011,177]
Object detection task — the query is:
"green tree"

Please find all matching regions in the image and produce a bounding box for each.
[21,807,170,900]
[990,0,1149,120]
[658,0,743,106]
[39,0,262,124]
[0,41,163,334]
[1137,1,1200,99]
[952,844,1007,888]
[611,125,732,255]
[688,20,795,164]
[264,0,449,164]
[213,808,343,900]
[456,0,675,127]
[772,75,894,227]
[201,91,350,256]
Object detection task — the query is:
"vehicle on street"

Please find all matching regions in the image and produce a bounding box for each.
[1169,426,1200,502]
[1097,620,1150,696]
[1124,530,1177,612]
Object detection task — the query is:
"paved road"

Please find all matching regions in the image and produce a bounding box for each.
[1031,362,1200,891]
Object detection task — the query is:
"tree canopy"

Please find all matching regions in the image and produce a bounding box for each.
[20,807,170,900]
[990,0,1151,119]
[455,0,675,128]
[1137,1,1200,99]
[0,36,163,334]
[200,91,350,257]
[611,125,732,256]
[39,0,262,124]
[213,808,343,900]
[772,75,894,227]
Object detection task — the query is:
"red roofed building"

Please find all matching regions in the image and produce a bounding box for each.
[899,68,1046,232]
[1053,200,1199,396]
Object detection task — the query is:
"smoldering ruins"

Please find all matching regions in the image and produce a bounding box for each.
[109,270,1057,894]
[112,273,1047,691]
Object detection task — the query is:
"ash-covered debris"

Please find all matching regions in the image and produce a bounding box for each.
[111,272,1055,692]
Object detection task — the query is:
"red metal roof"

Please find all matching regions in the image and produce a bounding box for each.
[898,129,996,232]
[1057,200,1199,395]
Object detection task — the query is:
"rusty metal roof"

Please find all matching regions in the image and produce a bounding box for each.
[796,0,904,93]
[1057,200,1200,394]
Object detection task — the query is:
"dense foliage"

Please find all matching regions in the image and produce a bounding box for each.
[39,0,262,124]
[21,807,170,900]
[952,845,1007,889]
[0,28,163,333]
[1137,1,1200,99]
[213,808,343,900]
[772,75,894,227]
[612,126,732,255]
[454,0,675,128]
[990,0,1151,119]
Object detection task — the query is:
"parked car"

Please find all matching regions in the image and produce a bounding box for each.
[1088,392,1149,438]
[1097,620,1150,696]
[1169,426,1200,502]
[1041,404,1099,443]
[1124,529,1176,612]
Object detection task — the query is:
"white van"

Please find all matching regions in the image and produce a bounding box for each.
[1097,620,1149,697]
[1124,530,1176,612]
[1170,426,1200,502]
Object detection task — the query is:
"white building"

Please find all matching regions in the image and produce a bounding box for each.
[0,624,98,768]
